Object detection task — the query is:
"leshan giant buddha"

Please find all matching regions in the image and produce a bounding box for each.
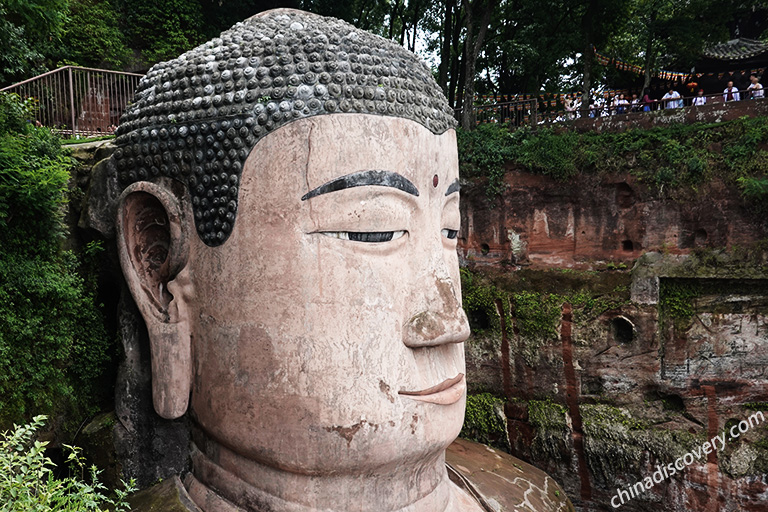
[110,9,568,512]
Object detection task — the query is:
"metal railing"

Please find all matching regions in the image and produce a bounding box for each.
[461,88,766,127]
[1,66,143,138]
[456,99,539,129]
[538,90,763,123]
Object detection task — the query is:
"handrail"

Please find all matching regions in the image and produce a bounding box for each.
[539,90,763,123]
[1,66,143,138]
[1,65,143,92]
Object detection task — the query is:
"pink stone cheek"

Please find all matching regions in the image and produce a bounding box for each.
[184,241,422,471]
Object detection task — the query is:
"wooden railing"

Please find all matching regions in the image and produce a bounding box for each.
[1,66,143,138]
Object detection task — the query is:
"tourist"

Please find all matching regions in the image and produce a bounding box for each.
[642,90,654,112]
[692,89,707,106]
[662,87,682,109]
[564,94,574,119]
[572,94,582,117]
[616,93,629,114]
[630,93,640,112]
[723,80,740,101]
[747,74,764,99]
[610,93,622,114]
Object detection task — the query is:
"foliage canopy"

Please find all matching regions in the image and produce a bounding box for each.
[0,93,113,429]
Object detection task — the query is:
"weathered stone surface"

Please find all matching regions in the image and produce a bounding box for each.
[447,438,575,512]
[66,140,192,490]
[78,412,122,491]
[463,249,768,511]
[79,146,119,237]
[459,170,767,269]
[127,475,202,512]
[112,9,456,247]
[65,10,594,511]
[113,286,190,489]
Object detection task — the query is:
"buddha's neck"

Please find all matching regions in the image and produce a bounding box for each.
[184,428,456,512]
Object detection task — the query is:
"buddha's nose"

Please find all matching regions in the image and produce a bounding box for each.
[403,273,471,348]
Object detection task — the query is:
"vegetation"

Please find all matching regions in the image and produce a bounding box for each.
[659,280,701,325]
[458,117,768,200]
[0,416,135,511]
[0,93,113,429]
[461,268,631,366]
[1,0,764,110]
[459,267,508,333]
[460,393,508,450]
[528,398,569,462]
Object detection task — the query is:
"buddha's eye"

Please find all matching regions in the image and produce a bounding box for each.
[322,230,406,242]
[442,229,458,240]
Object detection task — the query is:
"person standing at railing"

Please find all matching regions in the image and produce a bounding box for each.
[662,88,682,109]
[748,74,764,99]
[630,93,640,112]
[564,94,574,119]
[572,95,582,117]
[723,80,740,102]
[642,90,654,112]
[614,93,628,114]
[692,89,707,106]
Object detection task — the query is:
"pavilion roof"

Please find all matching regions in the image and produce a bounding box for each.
[703,38,768,61]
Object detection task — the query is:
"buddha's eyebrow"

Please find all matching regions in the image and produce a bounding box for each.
[301,170,419,201]
[445,179,460,196]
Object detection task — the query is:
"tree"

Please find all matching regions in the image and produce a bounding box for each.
[0,0,68,84]
[55,0,132,70]
[116,0,207,66]
[574,0,632,111]
[459,0,492,129]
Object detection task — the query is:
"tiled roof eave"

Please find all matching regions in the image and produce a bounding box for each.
[703,38,768,61]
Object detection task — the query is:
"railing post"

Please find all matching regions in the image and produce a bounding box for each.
[68,67,76,136]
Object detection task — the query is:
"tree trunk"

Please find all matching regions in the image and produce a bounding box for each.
[581,42,593,115]
[642,13,657,93]
[580,0,599,116]
[410,7,418,52]
[448,7,464,107]
[460,0,491,130]
[437,0,454,93]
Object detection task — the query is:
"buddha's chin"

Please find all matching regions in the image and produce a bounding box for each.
[194,402,464,476]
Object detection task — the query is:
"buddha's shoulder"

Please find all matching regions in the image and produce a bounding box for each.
[446,438,575,512]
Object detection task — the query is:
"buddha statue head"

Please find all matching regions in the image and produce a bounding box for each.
[112,9,478,511]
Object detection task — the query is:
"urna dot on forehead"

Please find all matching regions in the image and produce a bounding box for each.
[111,9,457,247]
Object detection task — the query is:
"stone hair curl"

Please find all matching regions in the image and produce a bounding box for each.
[111,9,457,246]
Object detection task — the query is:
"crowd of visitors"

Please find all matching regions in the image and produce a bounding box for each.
[554,73,764,120]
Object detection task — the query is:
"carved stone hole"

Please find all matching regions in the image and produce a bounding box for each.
[611,316,635,345]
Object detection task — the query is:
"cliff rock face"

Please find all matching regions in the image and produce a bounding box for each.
[459,170,766,268]
[459,171,768,511]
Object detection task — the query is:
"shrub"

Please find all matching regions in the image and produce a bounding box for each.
[0,94,112,429]
[0,415,135,511]
[461,393,508,450]
[0,93,36,136]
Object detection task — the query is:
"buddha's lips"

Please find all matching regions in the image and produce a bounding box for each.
[398,374,465,405]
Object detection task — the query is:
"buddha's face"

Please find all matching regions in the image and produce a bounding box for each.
[184,114,469,473]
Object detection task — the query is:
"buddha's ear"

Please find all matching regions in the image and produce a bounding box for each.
[116,180,194,420]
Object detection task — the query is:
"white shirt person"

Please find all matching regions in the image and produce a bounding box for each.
[748,75,764,99]
[723,81,740,101]
[662,89,682,109]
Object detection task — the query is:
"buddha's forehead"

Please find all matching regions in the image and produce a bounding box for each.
[110,9,456,247]
[238,115,458,200]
